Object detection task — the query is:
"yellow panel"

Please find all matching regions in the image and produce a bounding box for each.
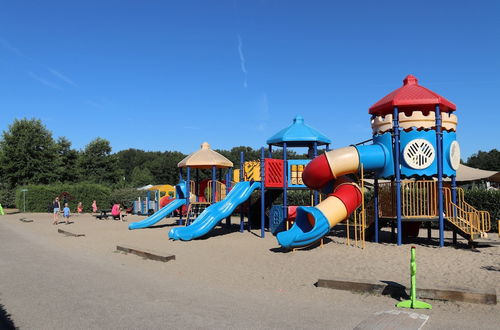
[244,161,261,181]
[233,169,240,183]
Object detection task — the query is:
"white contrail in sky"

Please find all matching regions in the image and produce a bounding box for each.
[237,34,248,88]
[48,67,77,87]
[28,71,63,90]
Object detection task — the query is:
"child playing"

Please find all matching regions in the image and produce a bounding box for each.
[77,201,83,214]
[63,203,71,224]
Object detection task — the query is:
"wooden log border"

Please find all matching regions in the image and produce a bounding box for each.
[57,228,85,237]
[116,245,175,262]
[316,278,497,305]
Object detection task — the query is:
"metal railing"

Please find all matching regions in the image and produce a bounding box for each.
[205,180,227,204]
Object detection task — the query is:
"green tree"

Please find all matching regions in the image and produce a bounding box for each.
[0,118,58,188]
[466,149,500,171]
[130,166,154,187]
[56,137,80,183]
[78,138,120,184]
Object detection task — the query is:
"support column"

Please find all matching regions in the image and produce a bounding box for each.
[260,147,265,238]
[436,104,444,247]
[313,142,319,206]
[452,175,457,245]
[393,106,402,246]
[374,177,379,243]
[283,142,288,222]
[240,152,245,232]
[195,169,199,202]
[212,166,216,204]
[186,166,191,225]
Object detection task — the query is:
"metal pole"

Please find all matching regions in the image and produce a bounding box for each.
[23,190,26,213]
[260,147,265,238]
[374,177,379,243]
[226,169,231,228]
[313,142,318,205]
[283,142,288,221]
[195,168,199,202]
[452,175,457,245]
[436,104,444,247]
[393,106,402,246]
[186,166,191,225]
[212,166,216,204]
[268,145,273,158]
[240,151,244,232]
[179,168,183,181]
[326,144,330,152]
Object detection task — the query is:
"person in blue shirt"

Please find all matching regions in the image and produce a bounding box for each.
[63,203,71,224]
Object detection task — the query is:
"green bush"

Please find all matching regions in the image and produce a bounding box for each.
[0,184,16,208]
[110,188,147,209]
[464,188,500,233]
[15,183,112,212]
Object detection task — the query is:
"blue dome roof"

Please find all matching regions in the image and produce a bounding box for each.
[266,116,331,147]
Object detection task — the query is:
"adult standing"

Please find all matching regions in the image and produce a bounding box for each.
[52,197,61,225]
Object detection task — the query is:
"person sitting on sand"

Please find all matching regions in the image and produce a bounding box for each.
[52,197,61,225]
[111,203,124,221]
[92,200,98,213]
[63,203,71,224]
[77,201,83,214]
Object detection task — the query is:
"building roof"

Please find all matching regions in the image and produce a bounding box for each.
[369,75,456,115]
[178,142,233,169]
[266,115,331,147]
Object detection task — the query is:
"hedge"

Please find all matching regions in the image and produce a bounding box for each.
[109,188,147,209]
[463,189,500,233]
[15,183,112,213]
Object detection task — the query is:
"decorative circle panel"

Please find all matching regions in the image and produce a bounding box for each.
[403,139,435,169]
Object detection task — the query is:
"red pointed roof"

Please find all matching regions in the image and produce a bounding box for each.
[369,75,456,115]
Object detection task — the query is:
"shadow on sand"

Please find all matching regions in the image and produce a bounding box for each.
[0,302,16,330]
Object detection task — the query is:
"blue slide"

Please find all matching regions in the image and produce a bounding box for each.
[169,181,261,241]
[128,198,187,230]
[276,206,330,248]
[129,181,188,230]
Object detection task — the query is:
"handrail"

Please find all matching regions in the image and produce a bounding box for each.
[206,180,227,204]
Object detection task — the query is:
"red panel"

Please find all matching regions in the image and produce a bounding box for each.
[287,206,298,220]
[264,158,284,188]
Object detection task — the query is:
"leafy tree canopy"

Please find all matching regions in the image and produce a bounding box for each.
[465,149,500,171]
[0,118,58,188]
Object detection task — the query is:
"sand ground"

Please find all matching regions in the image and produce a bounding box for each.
[0,211,499,329]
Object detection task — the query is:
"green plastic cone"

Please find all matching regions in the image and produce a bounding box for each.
[396,246,432,309]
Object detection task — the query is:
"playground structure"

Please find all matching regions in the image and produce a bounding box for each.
[133,184,176,215]
[130,142,235,231]
[167,118,335,241]
[277,74,491,248]
[130,75,491,249]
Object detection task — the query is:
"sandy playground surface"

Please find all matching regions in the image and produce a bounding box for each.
[0,210,499,329]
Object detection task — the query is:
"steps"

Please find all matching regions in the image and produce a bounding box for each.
[443,187,490,243]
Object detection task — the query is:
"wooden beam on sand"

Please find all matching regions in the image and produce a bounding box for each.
[316,278,497,305]
[57,228,85,237]
[19,218,34,223]
[116,245,175,263]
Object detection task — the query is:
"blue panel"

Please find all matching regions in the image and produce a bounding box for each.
[442,131,457,177]
[399,130,437,177]
[269,205,286,235]
[287,159,311,188]
[372,132,394,178]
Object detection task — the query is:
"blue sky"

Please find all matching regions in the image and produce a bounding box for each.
[1,0,499,158]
